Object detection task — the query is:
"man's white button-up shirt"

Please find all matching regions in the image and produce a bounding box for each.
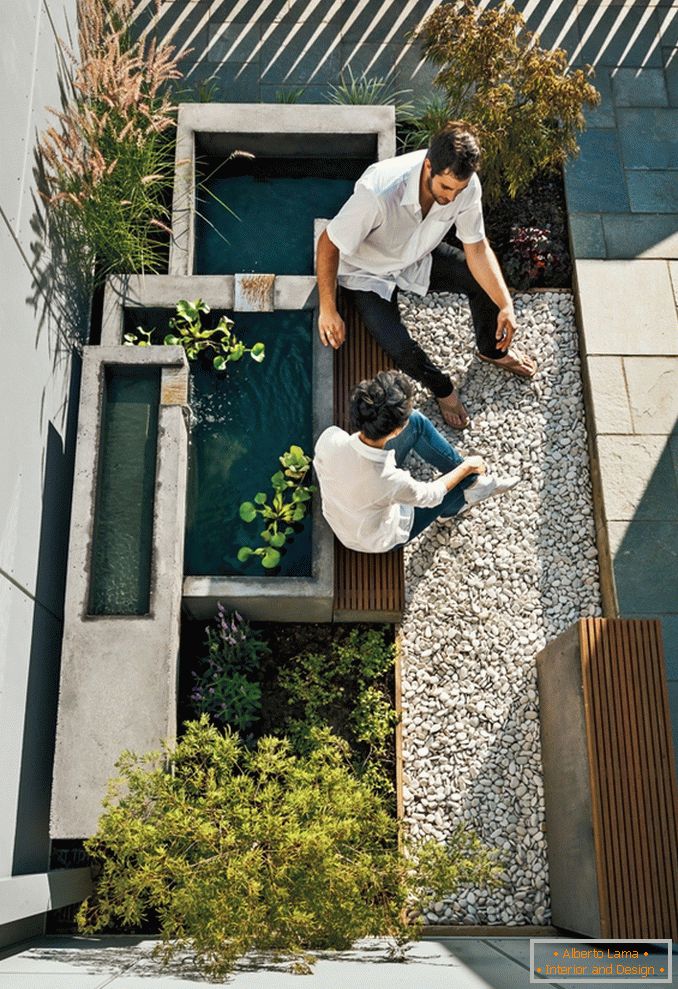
[314,425,448,553]
[325,149,486,302]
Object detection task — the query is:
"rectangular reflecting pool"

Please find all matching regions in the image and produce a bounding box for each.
[124,308,314,578]
[88,366,160,615]
[194,156,367,275]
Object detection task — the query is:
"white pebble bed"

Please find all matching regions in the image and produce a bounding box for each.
[397,289,602,927]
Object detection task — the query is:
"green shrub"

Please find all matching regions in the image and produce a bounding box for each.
[78,718,502,978]
[190,606,268,734]
[412,0,600,200]
[274,626,398,795]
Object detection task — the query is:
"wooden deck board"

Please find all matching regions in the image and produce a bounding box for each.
[333,290,405,622]
[580,618,678,938]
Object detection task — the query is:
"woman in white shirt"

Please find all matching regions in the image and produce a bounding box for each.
[314,371,519,554]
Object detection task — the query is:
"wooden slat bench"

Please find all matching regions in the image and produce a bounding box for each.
[332,290,405,622]
[537,618,678,938]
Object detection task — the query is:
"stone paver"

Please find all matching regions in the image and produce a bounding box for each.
[601,213,678,259]
[565,130,629,213]
[624,356,678,433]
[0,937,577,989]
[596,434,678,522]
[626,170,678,213]
[585,355,632,433]
[608,519,678,613]
[611,66,669,107]
[575,259,678,355]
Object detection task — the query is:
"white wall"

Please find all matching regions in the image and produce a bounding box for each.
[0,0,84,938]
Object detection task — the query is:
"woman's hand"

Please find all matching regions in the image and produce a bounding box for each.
[463,455,487,476]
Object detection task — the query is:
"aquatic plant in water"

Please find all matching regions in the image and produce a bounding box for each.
[124,298,265,371]
[238,446,315,570]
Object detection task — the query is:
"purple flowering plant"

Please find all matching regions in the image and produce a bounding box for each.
[190,604,268,733]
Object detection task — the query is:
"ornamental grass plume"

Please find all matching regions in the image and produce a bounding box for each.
[39,0,184,280]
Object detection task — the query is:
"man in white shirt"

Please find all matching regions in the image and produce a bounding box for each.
[316,122,537,430]
[314,370,519,554]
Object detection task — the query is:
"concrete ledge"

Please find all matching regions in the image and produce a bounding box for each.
[102,276,318,345]
[51,348,190,838]
[170,102,396,275]
[0,869,92,927]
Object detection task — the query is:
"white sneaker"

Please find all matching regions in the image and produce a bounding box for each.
[458,473,520,513]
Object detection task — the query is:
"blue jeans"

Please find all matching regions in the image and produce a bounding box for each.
[384,411,475,544]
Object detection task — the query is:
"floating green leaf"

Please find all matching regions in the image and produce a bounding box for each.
[239,502,257,523]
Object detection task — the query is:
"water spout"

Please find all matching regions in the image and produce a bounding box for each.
[234,273,275,312]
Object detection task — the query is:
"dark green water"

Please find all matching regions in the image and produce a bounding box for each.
[180,310,314,577]
[89,367,160,614]
[194,156,367,275]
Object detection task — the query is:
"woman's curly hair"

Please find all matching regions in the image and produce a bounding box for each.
[349,370,413,441]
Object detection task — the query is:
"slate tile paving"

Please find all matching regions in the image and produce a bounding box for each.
[568,213,607,258]
[601,213,678,258]
[626,170,678,212]
[611,66,669,106]
[617,106,678,169]
[609,520,678,614]
[564,129,629,212]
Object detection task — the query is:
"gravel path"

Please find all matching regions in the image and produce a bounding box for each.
[397,289,602,927]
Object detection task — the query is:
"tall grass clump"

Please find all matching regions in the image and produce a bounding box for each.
[326,67,413,122]
[39,0,184,281]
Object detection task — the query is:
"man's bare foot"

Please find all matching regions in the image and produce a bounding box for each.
[437,387,470,429]
[477,350,537,378]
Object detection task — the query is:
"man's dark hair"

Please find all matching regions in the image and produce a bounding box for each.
[349,370,414,441]
[427,121,481,180]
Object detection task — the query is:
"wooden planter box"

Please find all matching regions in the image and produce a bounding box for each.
[537,618,678,938]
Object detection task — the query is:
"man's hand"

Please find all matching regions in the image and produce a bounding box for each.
[496,304,517,352]
[318,309,346,349]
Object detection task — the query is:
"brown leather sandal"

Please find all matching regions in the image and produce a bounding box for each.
[476,350,538,379]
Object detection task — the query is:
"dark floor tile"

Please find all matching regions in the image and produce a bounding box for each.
[617,107,678,168]
[207,21,260,64]
[259,20,342,84]
[627,170,678,213]
[339,42,401,81]
[665,53,678,106]
[613,521,678,613]
[612,66,669,106]
[660,616,678,680]
[211,0,288,23]
[575,4,663,68]
[564,129,629,212]
[259,83,330,104]
[341,1,435,42]
[602,213,678,258]
[568,213,607,258]
[154,2,211,55]
[584,68,616,127]
[395,44,441,101]
[179,60,261,102]
[528,0,580,59]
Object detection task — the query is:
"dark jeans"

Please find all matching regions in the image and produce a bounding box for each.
[343,242,502,399]
[384,410,476,544]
